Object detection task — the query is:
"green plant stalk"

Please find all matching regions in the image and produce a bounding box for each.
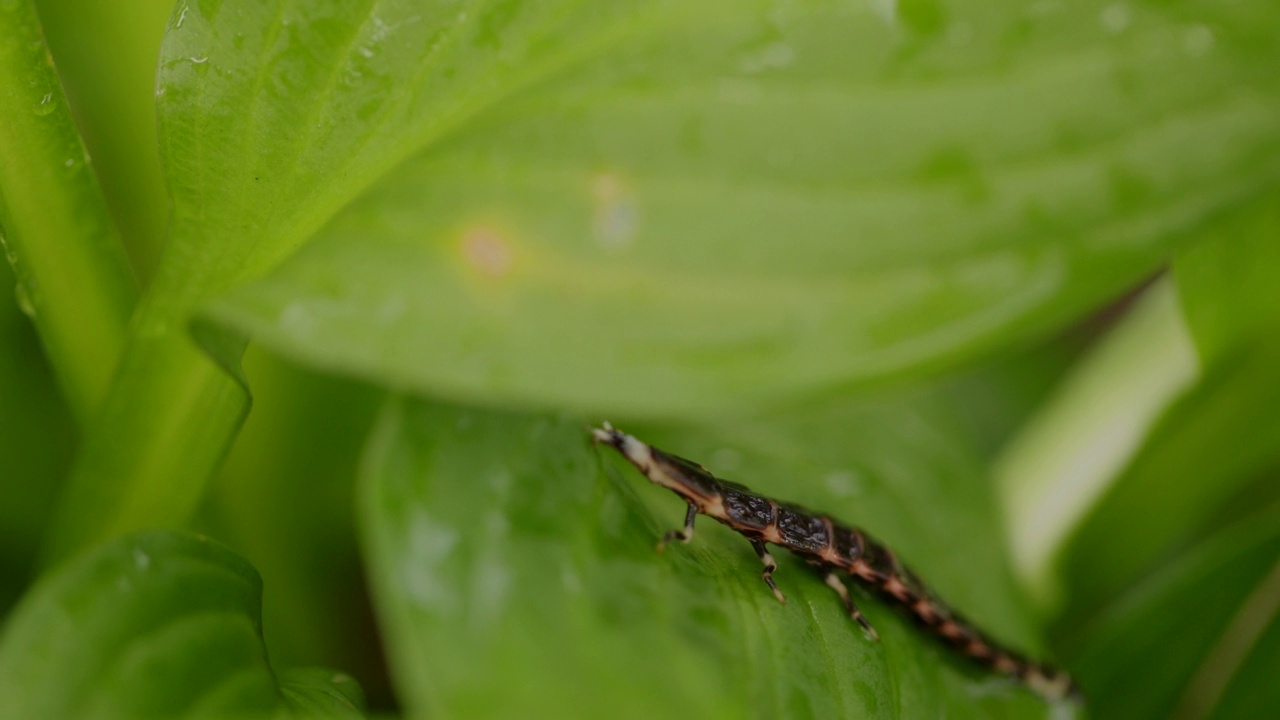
[41,247,251,564]
[0,0,137,424]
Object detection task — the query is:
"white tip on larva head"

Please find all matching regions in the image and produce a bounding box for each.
[591,421,617,445]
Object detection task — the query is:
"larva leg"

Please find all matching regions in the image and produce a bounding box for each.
[750,538,787,605]
[657,502,698,552]
[824,570,879,641]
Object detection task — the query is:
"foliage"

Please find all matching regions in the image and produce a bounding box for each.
[1,0,1278,718]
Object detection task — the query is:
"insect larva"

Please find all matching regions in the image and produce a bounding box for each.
[591,422,1080,703]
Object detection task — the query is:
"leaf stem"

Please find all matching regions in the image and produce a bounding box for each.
[40,302,249,564]
[0,0,138,424]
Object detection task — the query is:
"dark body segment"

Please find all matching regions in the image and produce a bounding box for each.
[775,505,830,552]
[720,483,774,530]
[591,424,1079,702]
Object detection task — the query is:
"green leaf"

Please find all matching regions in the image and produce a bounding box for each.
[1056,339,1280,621]
[1062,502,1280,720]
[0,261,74,613]
[204,348,385,694]
[34,0,175,276]
[360,395,1058,718]
[1173,187,1280,365]
[0,531,365,720]
[0,0,138,423]
[201,0,1280,416]
[994,280,1200,607]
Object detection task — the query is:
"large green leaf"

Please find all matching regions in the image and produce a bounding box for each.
[1037,180,1280,720]
[0,531,365,719]
[359,394,1062,718]
[197,0,1280,417]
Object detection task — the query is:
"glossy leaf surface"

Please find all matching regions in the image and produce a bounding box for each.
[197,0,1280,416]
[360,395,1061,719]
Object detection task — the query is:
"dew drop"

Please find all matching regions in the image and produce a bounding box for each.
[14,283,36,318]
[33,92,55,116]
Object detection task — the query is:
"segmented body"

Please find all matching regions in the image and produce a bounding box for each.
[592,423,1079,702]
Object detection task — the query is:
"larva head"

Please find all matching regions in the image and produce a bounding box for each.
[591,423,721,504]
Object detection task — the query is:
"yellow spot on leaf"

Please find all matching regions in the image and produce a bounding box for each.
[460,225,514,278]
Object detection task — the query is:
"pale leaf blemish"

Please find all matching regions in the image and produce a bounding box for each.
[868,0,898,28]
[132,547,151,570]
[281,302,317,339]
[710,447,742,472]
[824,470,863,498]
[1100,4,1131,35]
[741,42,794,74]
[460,225,514,278]
[1184,24,1215,57]
[590,172,639,249]
[402,510,460,612]
[468,511,511,628]
[948,22,973,46]
[561,564,582,594]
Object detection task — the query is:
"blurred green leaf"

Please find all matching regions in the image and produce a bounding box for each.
[1056,339,1280,621]
[994,281,1200,607]
[1063,502,1280,720]
[1040,186,1280,720]
[35,0,174,277]
[0,0,138,424]
[204,347,389,706]
[0,262,74,613]
[0,531,365,719]
[201,0,1280,417]
[1173,187,1280,366]
[359,394,1061,718]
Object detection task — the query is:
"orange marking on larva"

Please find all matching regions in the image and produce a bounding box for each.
[850,560,879,582]
[938,621,966,640]
[882,575,914,601]
[762,525,783,544]
[912,598,939,623]
[965,639,992,658]
[993,655,1019,674]
[818,546,842,563]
